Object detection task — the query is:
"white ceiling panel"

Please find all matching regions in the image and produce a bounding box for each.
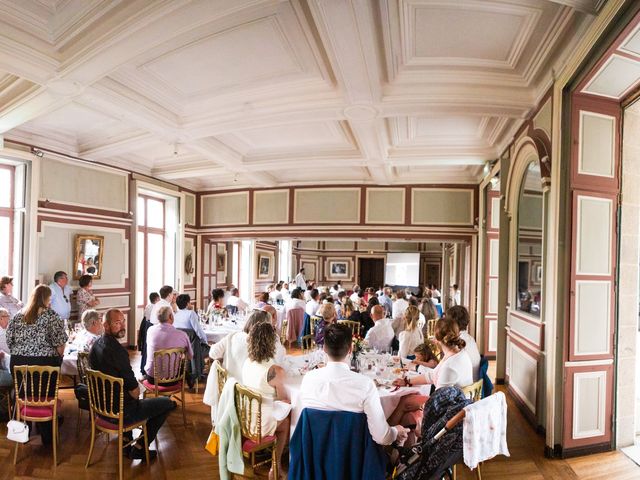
[582,54,640,99]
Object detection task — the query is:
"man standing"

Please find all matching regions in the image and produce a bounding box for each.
[49,271,72,321]
[295,268,307,290]
[378,287,393,318]
[149,285,174,325]
[89,309,175,460]
[298,323,407,446]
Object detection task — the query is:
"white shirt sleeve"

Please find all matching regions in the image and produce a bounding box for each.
[189,311,208,344]
[398,331,409,359]
[362,380,398,445]
[209,333,229,360]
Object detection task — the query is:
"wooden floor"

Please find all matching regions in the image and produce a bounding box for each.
[0,354,639,479]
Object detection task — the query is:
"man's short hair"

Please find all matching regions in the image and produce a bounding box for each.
[300,268,305,273]
[54,271,67,282]
[82,309,100,329]
[104,308,123,325]
[0,276,13,290]
[324,323,352,359]
[337,291,346,299]
[149,292,160,303]
[159,285,173,299]
[310,288,319,300]
[371,304,385,318]
[176,294,191,310]
[447,305,470,330]
[157,306,173,324]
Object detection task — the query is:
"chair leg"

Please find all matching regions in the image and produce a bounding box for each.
[118,432,123,480]
[13,408,20,465]
[181,391,187,426]
[476,463,482,480]
[85,420,96,468]
[142,424,150,465]
[272,445,278,479]
[452,464,457,480]
[53,417,58,467]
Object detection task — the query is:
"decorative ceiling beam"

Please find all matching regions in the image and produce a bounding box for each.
[543,0,598,14]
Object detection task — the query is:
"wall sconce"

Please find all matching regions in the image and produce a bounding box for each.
[31,148,44,157]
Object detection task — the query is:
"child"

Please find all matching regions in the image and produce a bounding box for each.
[411,342,439,370]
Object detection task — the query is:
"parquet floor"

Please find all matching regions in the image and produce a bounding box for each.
[0,353,638,479]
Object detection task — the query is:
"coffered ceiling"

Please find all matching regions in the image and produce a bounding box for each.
[0,0,599,190]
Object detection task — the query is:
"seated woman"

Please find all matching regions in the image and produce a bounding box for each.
[314,302,337,346]
[410,342,439,370]
[342,297,361,324]
[398,306,424,359]
[387,317,473,436]
[359,296,378,336]
[242,322,290,479]
[206,288,226,317]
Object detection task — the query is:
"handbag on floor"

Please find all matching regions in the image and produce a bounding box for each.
[6,377,29,443]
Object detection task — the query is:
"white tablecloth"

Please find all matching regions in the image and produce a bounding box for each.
[204,321,244,343]
[282,353,428,434]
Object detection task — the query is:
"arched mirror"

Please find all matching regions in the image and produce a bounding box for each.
[516,161,543,316]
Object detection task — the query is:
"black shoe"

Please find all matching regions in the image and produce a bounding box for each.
[128,446,157,462]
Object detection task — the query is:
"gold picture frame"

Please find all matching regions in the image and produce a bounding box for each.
[74,235,105,280]
[257,254,272,279]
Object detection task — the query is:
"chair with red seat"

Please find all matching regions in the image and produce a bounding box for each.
[85,368,150,480]
[234,382,278,478]
[12,365,61,467]
[141,347,187,426]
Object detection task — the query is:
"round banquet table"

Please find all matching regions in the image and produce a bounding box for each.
[61,350,78,376]
[204,320,245,343]
[280,353,430,434]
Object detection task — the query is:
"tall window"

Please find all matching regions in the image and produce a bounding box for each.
[137,195,166,306]
[278,240,292,282]
[0,165,14,275]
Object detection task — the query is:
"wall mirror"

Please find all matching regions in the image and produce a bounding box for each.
[74,234,105,280]
[516,162,543,316]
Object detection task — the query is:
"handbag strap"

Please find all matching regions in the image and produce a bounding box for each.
[11,369,27,422]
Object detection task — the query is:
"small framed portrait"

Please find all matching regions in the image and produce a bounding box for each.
[329,261,348,278]
[74,235,105,280]
[258,254,272,279]
[216,253,226,272]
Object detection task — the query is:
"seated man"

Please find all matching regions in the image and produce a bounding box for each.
[226,287,248,313]
[74,309,103,352]
[0,308,11,388]
[173,294,208,345]
[364,305,394,353]
[145,306,193,384]
[298,323,408,446]
[89,309,175,460]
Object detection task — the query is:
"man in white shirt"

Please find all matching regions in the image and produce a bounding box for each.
[269,283,284,303]
[298,322,408,446]
[295,268,307,290]
[364,305,394,353]
[451,284,461,306]
[49,270,72,320]
[143,292,160,321]
[149,285,174,325]
[447,306,481,380]
[73,309,103,352]
[391,290,409,336]
[349,285,361,304]
[0,308,11,387]
[226,288,249,313]
[281,282,291,301]
[305,289,320,317]
[378,287,393,318]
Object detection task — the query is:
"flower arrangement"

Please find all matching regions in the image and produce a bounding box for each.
[352,334,365,354]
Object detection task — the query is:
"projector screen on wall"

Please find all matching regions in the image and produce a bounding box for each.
[385,253,420,287]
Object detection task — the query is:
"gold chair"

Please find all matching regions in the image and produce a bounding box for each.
[214,360,228,397]
[461,379,483,403]
[12,365,61,466]
[426,318,438,338]
[338,320,361,337]
[85,369,150,480]
[310,315,322,336]
[76,351,91,433]
[142,347,188,426]
[234,383,278,478]
[280,318,288,346]
[453,379,485,480]
[301,334,316,354]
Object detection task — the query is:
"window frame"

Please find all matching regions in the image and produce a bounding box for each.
[0,164,15,275]
[137,194,166,307]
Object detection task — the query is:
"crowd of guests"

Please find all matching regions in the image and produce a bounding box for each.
[0,267,480,475]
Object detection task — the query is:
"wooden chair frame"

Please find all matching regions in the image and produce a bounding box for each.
[426,318,438,338]
[301,334,316,354]
[85,369,150,480]
[461,379,483,403]
[143,347,188,426]
[214,360,228,397]
[76,351,90,433]
[338,320,361,337]
[234,383,278,478]
[310,316,322,336]
[12,365,61,467]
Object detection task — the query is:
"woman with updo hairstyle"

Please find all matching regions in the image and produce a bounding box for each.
[387,317,474,431]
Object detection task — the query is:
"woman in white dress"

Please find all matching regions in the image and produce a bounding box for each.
[242,322,290,479]
[398,305,424,359]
